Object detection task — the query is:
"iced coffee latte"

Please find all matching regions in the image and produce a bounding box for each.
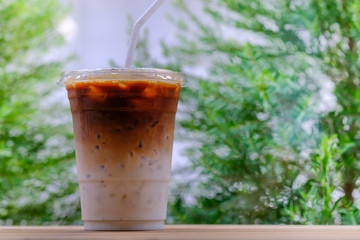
[61,68,183,230]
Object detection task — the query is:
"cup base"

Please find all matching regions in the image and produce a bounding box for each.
[84,220,164,231]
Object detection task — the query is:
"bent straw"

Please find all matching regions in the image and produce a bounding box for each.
[125,0,166,68]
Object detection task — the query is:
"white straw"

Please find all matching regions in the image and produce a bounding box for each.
[125,0,166,68]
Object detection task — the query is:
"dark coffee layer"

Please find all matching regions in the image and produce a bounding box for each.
[67,81,181,113]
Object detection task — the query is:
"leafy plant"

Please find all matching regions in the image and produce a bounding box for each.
[0,0,80,225]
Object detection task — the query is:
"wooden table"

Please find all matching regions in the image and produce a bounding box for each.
[1,225,360,240]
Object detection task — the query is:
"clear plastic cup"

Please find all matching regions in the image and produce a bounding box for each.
[60,68,183,230]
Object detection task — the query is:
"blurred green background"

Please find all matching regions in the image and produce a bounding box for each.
[2,0,360,225]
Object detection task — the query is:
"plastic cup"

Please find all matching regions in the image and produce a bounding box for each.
[60,68,183,230]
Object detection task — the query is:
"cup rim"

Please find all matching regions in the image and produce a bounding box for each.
[59,68,184,86]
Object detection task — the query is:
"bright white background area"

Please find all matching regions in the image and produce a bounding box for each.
[57,0,201,171]
[64,0,182,69]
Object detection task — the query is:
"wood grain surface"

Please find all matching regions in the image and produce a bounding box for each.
[1,225,360,240]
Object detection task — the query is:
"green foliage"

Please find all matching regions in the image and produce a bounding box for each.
[0,0,79,225]
[287,135,344,224]
[135,0,360,224]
